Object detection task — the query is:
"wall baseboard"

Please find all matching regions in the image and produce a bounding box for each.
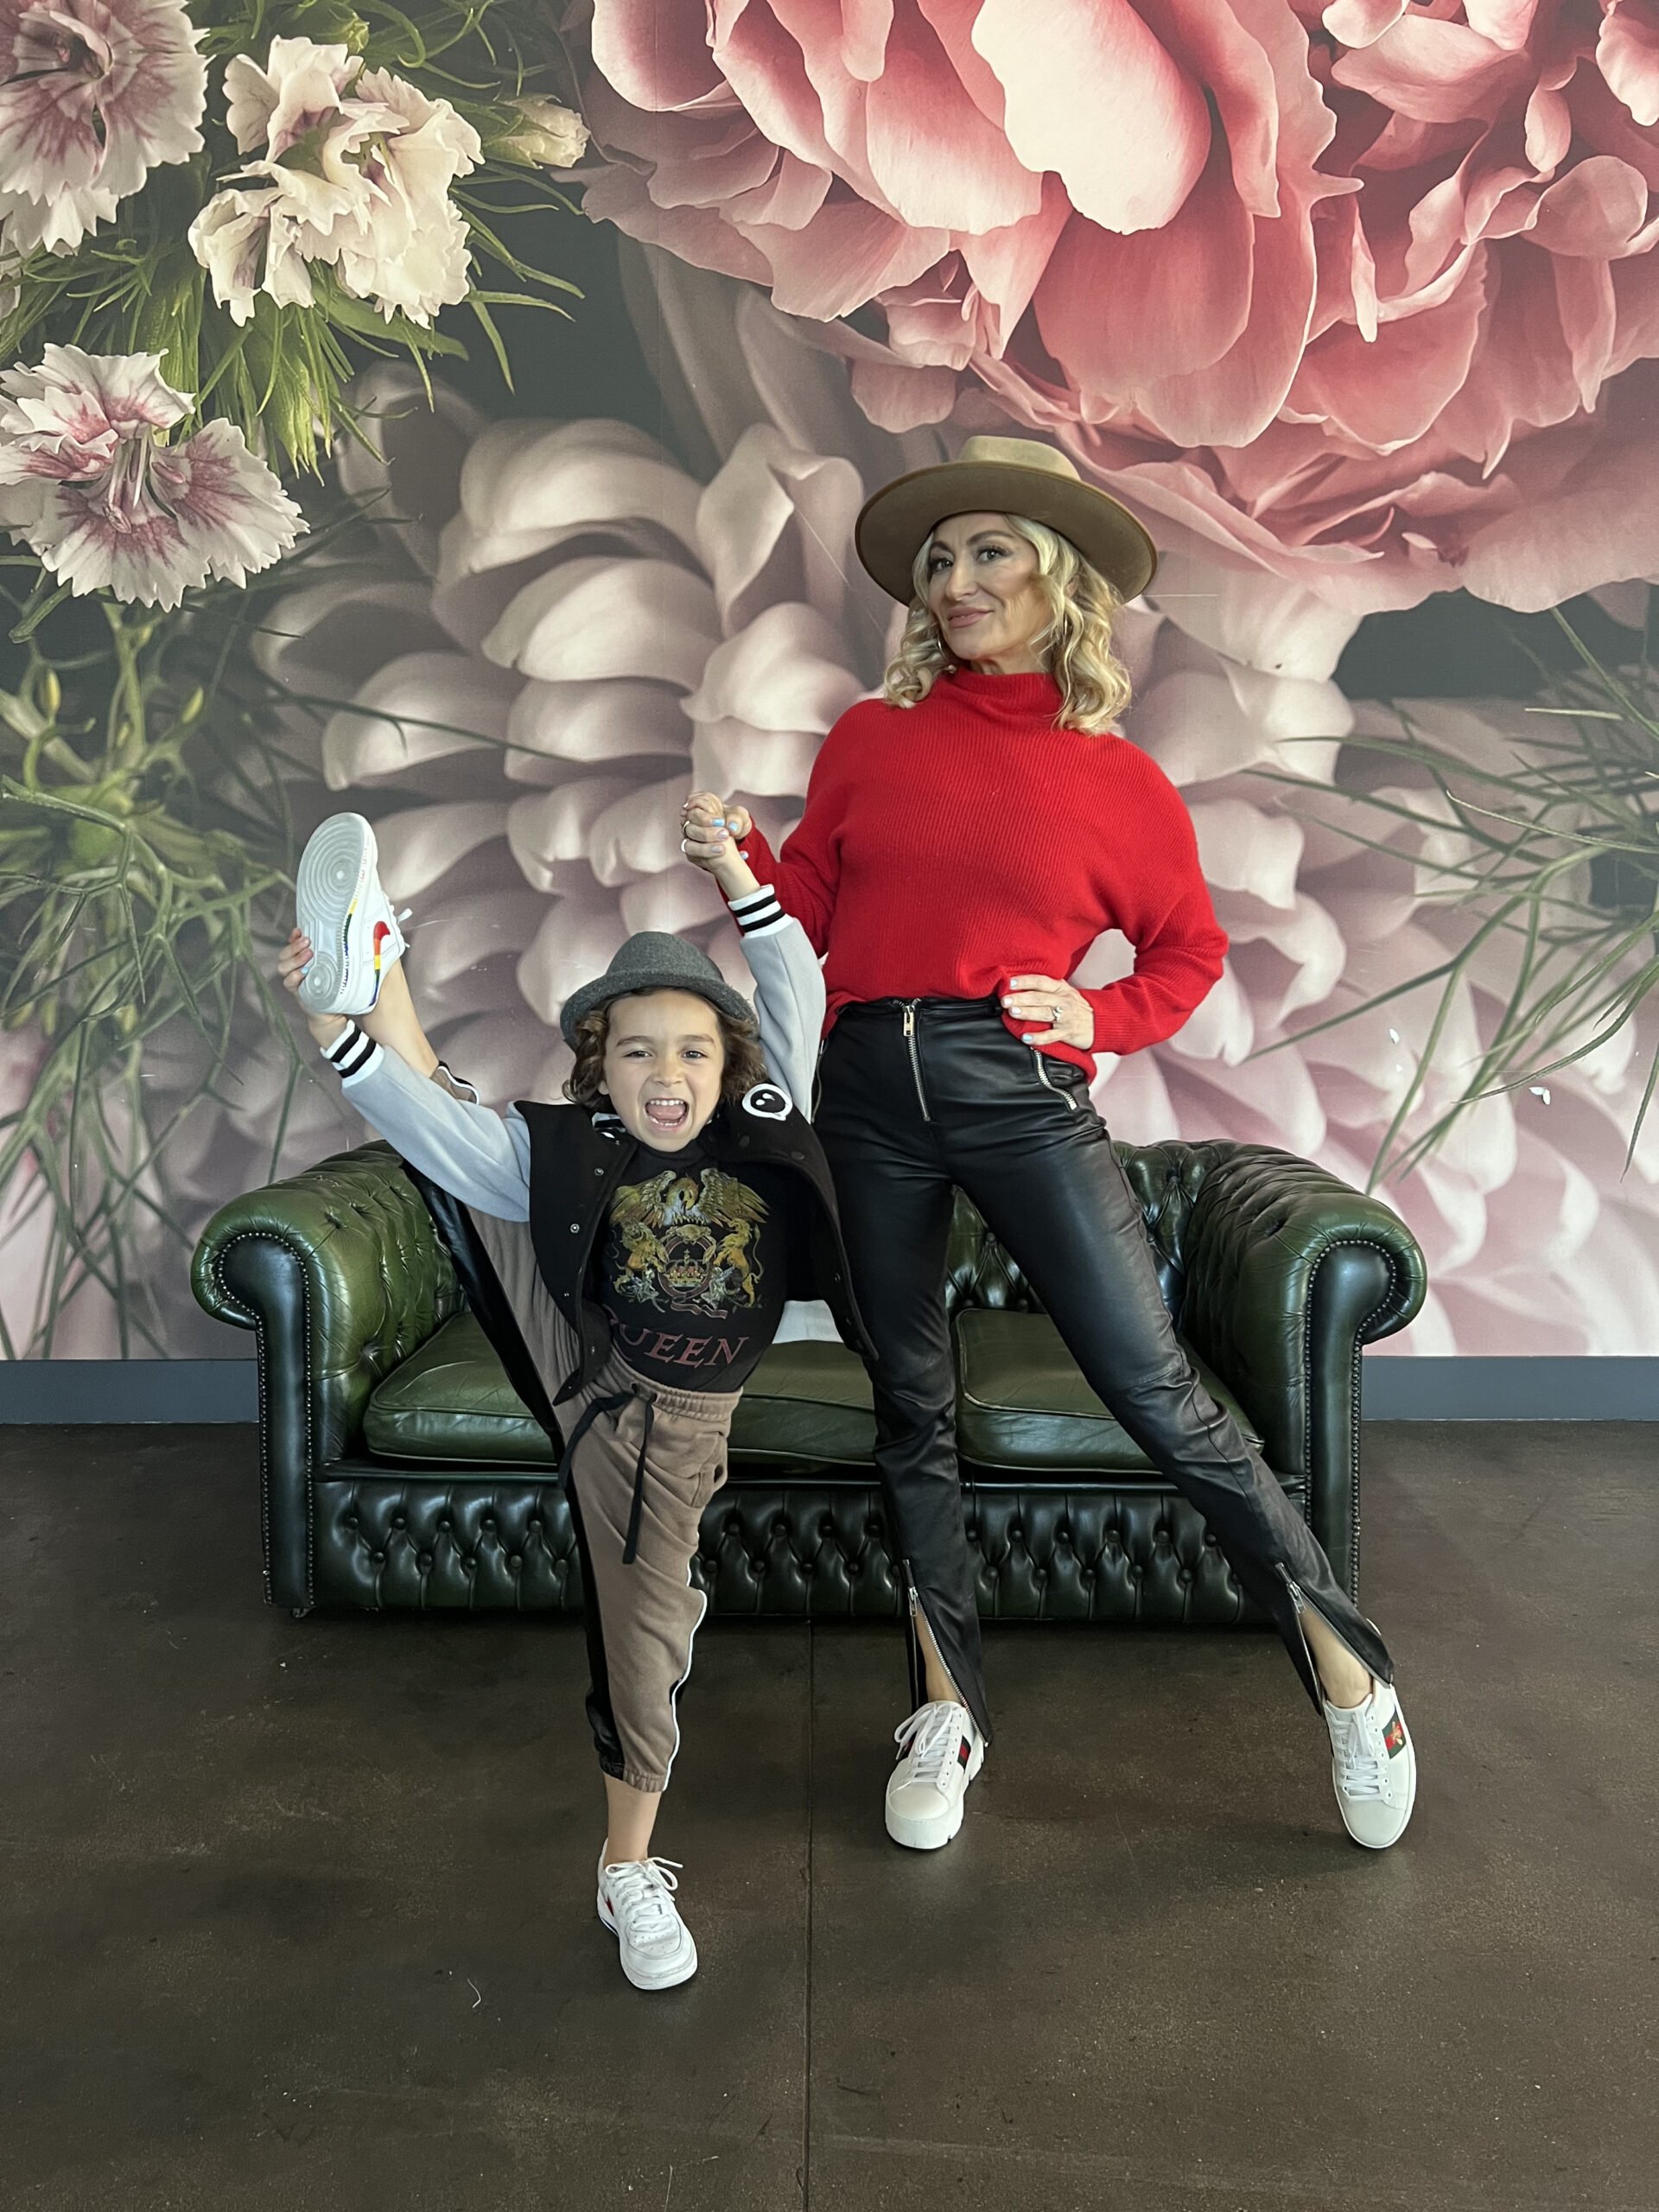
[0,1360,259,1423]
[2,1357,1658,1425]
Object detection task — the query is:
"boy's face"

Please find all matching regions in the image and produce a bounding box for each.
[601,988,727,1149]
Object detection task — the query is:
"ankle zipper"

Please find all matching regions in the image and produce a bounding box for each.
[901,1001,931,1122]
[1277,1564,1323,1704]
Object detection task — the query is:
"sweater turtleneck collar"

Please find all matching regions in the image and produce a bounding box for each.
[940,664,1064,717]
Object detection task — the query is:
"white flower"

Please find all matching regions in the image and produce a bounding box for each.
[0,345,304,607]
[500,96,588,169]
[220,35,359,159]
[188,37,480,331]
[329,70,480,325]
[0,0,206,255]
[188,183,325,325]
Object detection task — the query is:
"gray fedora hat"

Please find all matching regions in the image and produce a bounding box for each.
[558,931,754,1047]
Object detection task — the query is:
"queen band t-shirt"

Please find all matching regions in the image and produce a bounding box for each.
[592,1135,795,1392]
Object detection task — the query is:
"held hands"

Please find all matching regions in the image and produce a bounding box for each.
[1001,974,1094,1051]
[679,791,757,897]
[277,929,347,1050]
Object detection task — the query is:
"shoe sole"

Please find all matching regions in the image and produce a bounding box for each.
[1336,1724,1418,1850]
[596,1891,699,1990]
[885,1736,985,1852]
[296,814,388,1016]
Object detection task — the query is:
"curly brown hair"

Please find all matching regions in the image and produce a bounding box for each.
[563,989,770,1109]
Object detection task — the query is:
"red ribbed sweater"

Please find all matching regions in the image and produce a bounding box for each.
[735,667,1228,1075]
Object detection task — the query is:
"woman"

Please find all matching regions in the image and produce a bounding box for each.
[682,435,1417,1856]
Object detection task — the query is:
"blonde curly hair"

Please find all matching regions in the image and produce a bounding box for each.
[882,513,1133,733]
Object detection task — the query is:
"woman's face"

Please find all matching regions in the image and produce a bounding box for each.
[601,988,727,1149]
[923,512,1049,673]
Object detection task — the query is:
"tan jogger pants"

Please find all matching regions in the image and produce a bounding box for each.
[467,1209,734,1792]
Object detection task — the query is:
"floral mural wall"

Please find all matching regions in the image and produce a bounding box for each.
[2,1,1657,1361]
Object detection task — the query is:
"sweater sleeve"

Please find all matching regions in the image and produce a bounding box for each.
[1081,766,1229,1057]
[734,720,848,955]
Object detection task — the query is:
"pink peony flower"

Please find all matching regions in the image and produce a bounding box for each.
[0,0,205,255]
[0,345,305,607]
[579,0,1659,614]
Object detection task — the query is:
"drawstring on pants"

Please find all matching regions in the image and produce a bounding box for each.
[557,1388,656,1566]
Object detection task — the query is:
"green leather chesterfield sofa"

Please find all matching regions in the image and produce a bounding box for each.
[192,1138,1426,1627]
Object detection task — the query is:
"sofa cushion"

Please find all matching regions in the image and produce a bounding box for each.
[365,1313,878,1470]
[364,1313,552,1465]
[727,1341,875,1466]
[954,1308,1263,1479]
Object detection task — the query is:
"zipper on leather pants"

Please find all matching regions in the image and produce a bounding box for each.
[1278,1563,1379,1704]
[905,1569,942,1708]
[901,1001,931,1122]
[1278,1567,1324,1706]
[1032,1046,1082,1111]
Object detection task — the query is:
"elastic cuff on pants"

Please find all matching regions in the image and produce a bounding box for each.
[618,1766,666,1796]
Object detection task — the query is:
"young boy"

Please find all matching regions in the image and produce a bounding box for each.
[280,806,871,1992]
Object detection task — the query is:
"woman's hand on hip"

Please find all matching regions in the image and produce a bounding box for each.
[1002,974,1093,1051]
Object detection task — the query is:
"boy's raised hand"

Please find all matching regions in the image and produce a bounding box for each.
[277,927,312,996]
[278,928,346,1047]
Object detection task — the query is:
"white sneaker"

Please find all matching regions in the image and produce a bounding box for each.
[1324,1678,1417,1849]
[295,812,407,1016]
[885,1701,983,1851]
[596,1854,698,1990]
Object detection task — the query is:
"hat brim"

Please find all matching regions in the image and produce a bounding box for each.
[559,971,755,1050]
[855,461,1157,605]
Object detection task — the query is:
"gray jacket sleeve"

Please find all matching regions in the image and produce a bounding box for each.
[726,884,825,1118]
[321,1027,531,1221]
[725,885,841,1342]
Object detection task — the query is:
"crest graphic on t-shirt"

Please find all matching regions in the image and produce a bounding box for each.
[606,1167,768,1313]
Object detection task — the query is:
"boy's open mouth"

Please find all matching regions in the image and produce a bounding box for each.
[644,1096,690,1134]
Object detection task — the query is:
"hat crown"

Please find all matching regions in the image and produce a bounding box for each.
[603,931,721,989]
[952,434,1082,486]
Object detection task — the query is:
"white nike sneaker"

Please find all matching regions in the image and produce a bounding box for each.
[596,1853,698,1990]
[885,1700,984,1851]
[1324,1678,1417,1849]
[295,812,407,1016]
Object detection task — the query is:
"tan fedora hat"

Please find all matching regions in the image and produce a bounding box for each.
[855,434,1157,606]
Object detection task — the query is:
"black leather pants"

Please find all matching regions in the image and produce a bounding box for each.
[815,997,1395,1745]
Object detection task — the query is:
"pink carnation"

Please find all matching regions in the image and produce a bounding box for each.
[0,0,206,254]
[580,0,1659,614]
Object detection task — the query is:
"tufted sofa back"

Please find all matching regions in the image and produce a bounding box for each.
[944,1139,1203,1325]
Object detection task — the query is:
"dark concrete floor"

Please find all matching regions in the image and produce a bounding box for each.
[0,1425,1653,2212]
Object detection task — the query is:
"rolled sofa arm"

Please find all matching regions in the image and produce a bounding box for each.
[1175,1141,1428,1599]
[191,1141,460,1611]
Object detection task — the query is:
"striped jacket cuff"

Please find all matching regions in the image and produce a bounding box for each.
[727,882,788,938]
[321,1021,383,1084]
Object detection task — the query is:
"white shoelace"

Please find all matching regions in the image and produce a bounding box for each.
[893,1701,969,1788]
[1328,1703,1388,1801]
[603,1855,683,1942]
